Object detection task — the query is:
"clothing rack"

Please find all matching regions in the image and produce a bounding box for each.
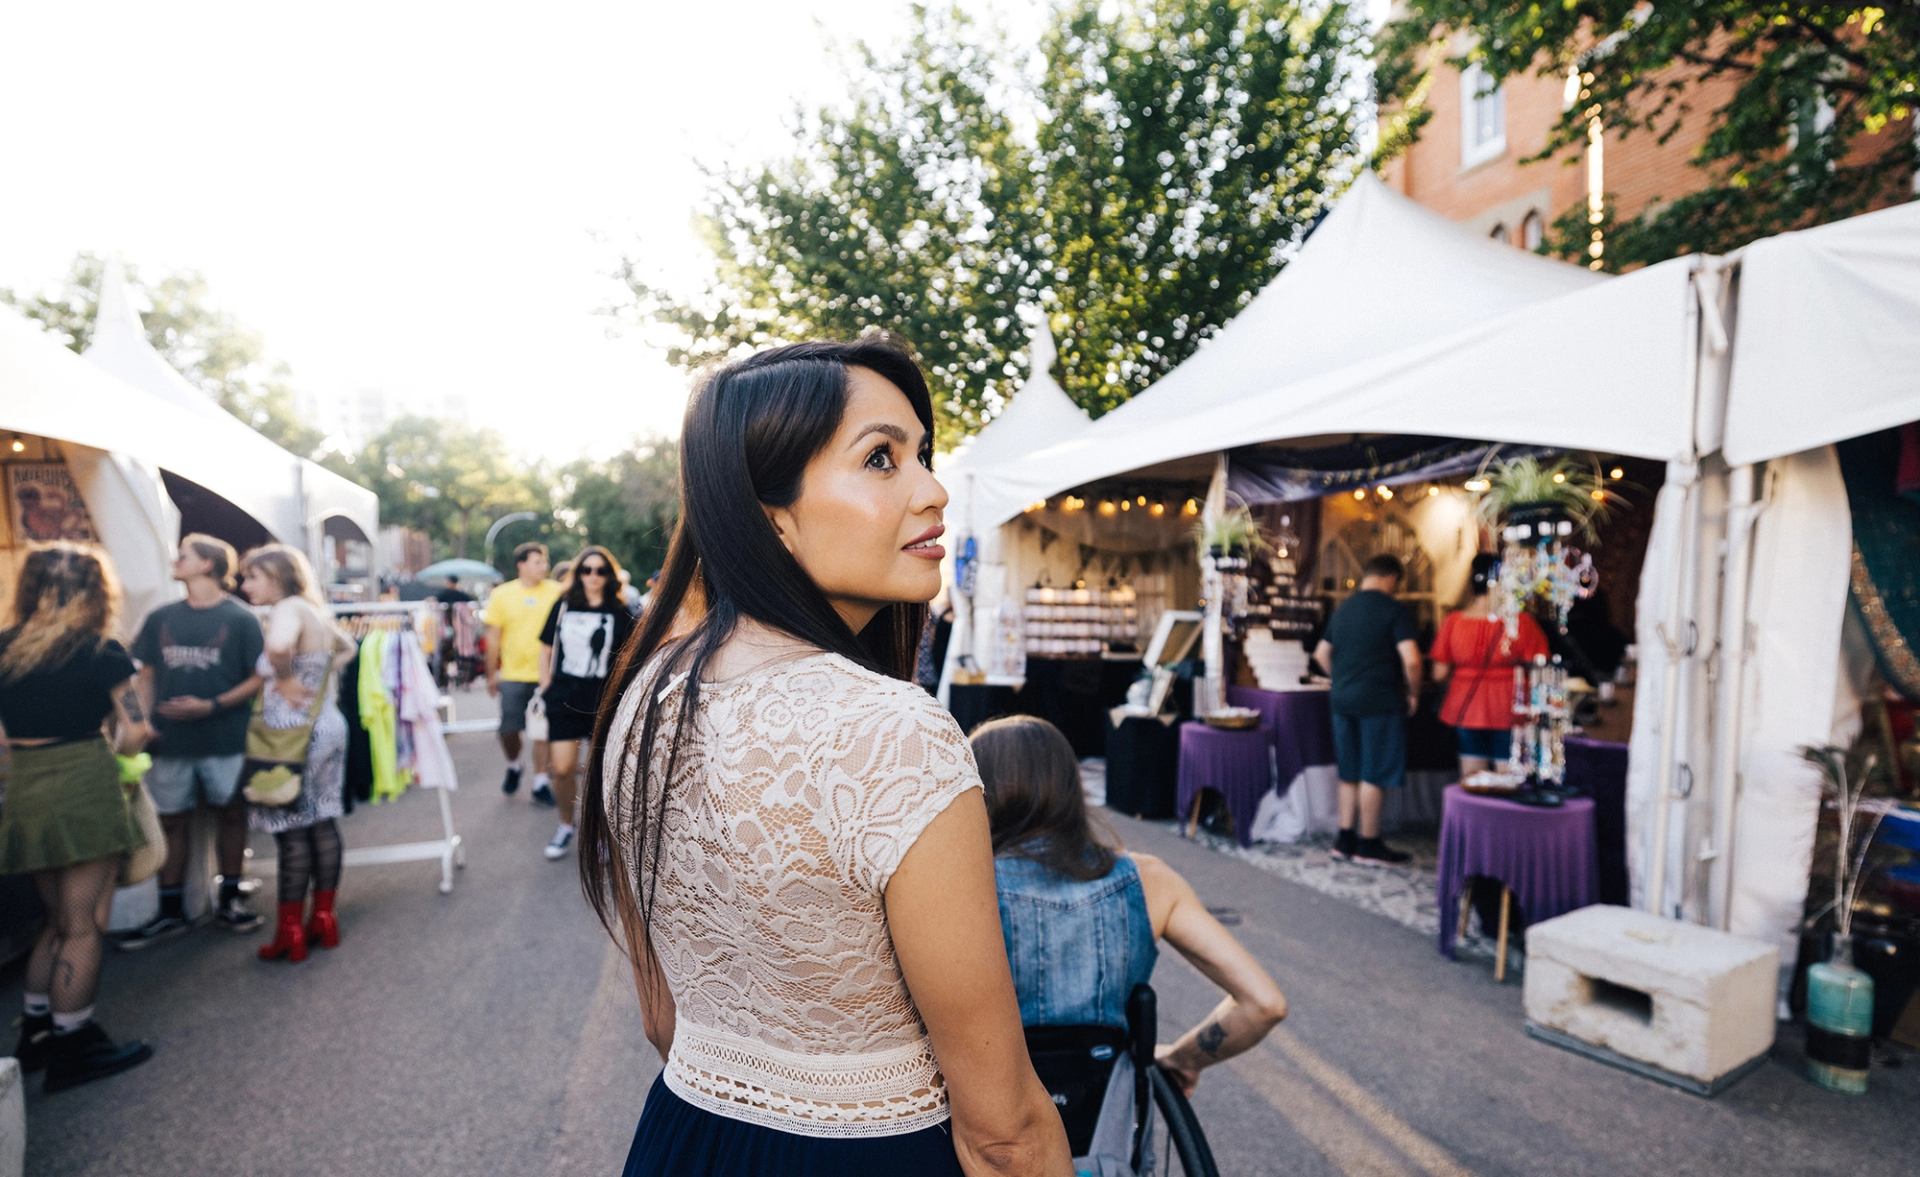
[255,602,466,894]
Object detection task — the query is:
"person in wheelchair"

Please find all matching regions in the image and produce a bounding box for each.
[972,717,1288,1172]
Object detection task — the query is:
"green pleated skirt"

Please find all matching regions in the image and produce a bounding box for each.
[0,738,146,874]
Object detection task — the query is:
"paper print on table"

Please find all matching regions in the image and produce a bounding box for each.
[7,462,98,543]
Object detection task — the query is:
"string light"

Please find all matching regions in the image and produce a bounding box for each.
[1135,494,1147,506]
[1352,488,1366,501]
[1182,499,1200,517]
[1377,486,1394,500]
[1590,490,1607,502]
[1609,466,1625,481]
[1149,502,1166,517]
[1427,485,1440,497]
[1552,471,1568,484]
[1464,477,1491,493]
[1098,499,1118,517]
[7,435,24,454]
[1120,499,1131,512]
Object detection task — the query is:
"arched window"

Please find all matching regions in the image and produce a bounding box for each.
[1521,211,1545,251]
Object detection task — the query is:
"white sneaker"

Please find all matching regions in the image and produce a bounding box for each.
[544,827,575,861]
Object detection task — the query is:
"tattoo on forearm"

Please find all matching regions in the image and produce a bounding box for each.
[119,687,145,724]
[1196,1022,1227,1058]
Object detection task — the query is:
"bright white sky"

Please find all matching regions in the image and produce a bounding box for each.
[0,1,943,461]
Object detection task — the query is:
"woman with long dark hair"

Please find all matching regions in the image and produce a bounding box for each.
[238,544,355,963]
[0,542,155,1091]
[972,716,1287,1098]
[534,543,634,861]
[579,339,1072,1175]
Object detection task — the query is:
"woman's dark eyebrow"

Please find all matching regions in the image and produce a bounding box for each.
[846,423,920,451]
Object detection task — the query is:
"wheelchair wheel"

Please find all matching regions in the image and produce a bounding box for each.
[1138,1065,1220,1177]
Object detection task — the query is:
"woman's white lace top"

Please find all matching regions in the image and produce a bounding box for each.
[602,649,982,1137]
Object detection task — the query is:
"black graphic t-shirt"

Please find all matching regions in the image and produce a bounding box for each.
[131,598,265,757]
[537,599,634,717]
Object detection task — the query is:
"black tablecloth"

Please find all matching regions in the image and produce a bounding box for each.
[1105,716,1182,819]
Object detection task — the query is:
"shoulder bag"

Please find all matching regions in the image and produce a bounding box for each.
[242,669,331,806]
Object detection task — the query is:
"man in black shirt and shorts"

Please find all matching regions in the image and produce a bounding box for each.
[119,535,266,946]
[1313,554,1422,866]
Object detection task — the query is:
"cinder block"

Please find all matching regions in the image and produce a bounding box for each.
[1523,905,1778,1095]
[1,1057,23,1177]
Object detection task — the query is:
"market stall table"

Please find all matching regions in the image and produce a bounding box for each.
[1564,736,1630,907]
[1177,722,1272,848]
[1436,785,1597,981]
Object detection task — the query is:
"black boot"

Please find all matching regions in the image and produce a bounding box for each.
[43,1021,153,1093]
[11,1012,53,1073]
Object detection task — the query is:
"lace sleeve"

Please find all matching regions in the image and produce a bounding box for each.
[816,680,983,895]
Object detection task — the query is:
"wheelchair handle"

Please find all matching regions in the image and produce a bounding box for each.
[1126,984,1157,1170]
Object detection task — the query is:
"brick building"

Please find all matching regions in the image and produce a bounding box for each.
[1377,19,1915,265]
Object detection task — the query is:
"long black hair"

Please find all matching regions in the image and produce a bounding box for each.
[579,337,936,958]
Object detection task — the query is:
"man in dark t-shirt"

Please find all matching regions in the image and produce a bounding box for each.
[1313,554,1422,866]
[120,535,266,947]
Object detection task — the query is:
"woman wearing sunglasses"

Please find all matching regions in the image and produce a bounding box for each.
[535,545,636,861]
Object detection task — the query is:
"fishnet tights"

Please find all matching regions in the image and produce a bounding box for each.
[274,819,342,902]
[27,857,118,1015]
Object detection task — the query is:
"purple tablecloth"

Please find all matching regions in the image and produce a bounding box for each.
[1177,722,1272,848]
[1436,786,1597,959]
[1564,736,1630,907]
[1226,686,1335,792]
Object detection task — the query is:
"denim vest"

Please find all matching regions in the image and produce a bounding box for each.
[995,851,1158,1030]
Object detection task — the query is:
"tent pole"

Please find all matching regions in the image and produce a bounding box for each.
[1705,463,1765,928]
[1200,454,1229,716]
[1647,463,1700,918]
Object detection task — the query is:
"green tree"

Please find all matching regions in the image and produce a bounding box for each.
[619,0,1364,436]
[352,415,548,559]
[2,252,333,460]
[555,439,681,578]
[1376,3,1920,270]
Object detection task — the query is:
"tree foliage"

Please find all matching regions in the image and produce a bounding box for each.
[346,415,550,559]
[2,252,331,459]
[1377,2,1920,270]
[619,0,1365,437]
[555,441,680,578]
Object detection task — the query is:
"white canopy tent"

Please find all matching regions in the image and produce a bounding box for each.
[83,262,378,569]
[0,308,192,624]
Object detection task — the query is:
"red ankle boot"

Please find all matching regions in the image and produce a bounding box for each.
[306,889,341,949]
[258,900,308,962]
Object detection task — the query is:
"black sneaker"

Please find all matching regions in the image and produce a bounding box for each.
[529,781,556,808]
[116,913,191,951]
[1329,829,1357,862]
[12,1012,53,1073]
[502,766,522,796]
[1351,837,1412,867]
[43,1022,153,1093]
[216,896,263,934]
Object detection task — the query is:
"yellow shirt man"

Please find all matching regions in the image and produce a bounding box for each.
[483,578,564,684]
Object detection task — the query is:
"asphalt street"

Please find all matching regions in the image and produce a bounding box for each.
[6,717,1913,1176]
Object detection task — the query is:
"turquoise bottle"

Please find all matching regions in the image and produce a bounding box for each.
[1805,934,1874,1094]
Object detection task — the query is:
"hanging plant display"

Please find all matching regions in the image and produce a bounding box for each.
[1473,455,1614,635]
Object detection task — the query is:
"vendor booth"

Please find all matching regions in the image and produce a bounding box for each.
[947,175,1713,867]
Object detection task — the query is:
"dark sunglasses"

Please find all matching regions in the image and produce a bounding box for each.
[577,565,610,577]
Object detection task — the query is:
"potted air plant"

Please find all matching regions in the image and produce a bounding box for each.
[1798,738,1893,1094]
[1472,454,1619,540]
[1194,507,1262,568]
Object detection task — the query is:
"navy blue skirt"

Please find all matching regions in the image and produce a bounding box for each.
[623,1074,966,1176]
